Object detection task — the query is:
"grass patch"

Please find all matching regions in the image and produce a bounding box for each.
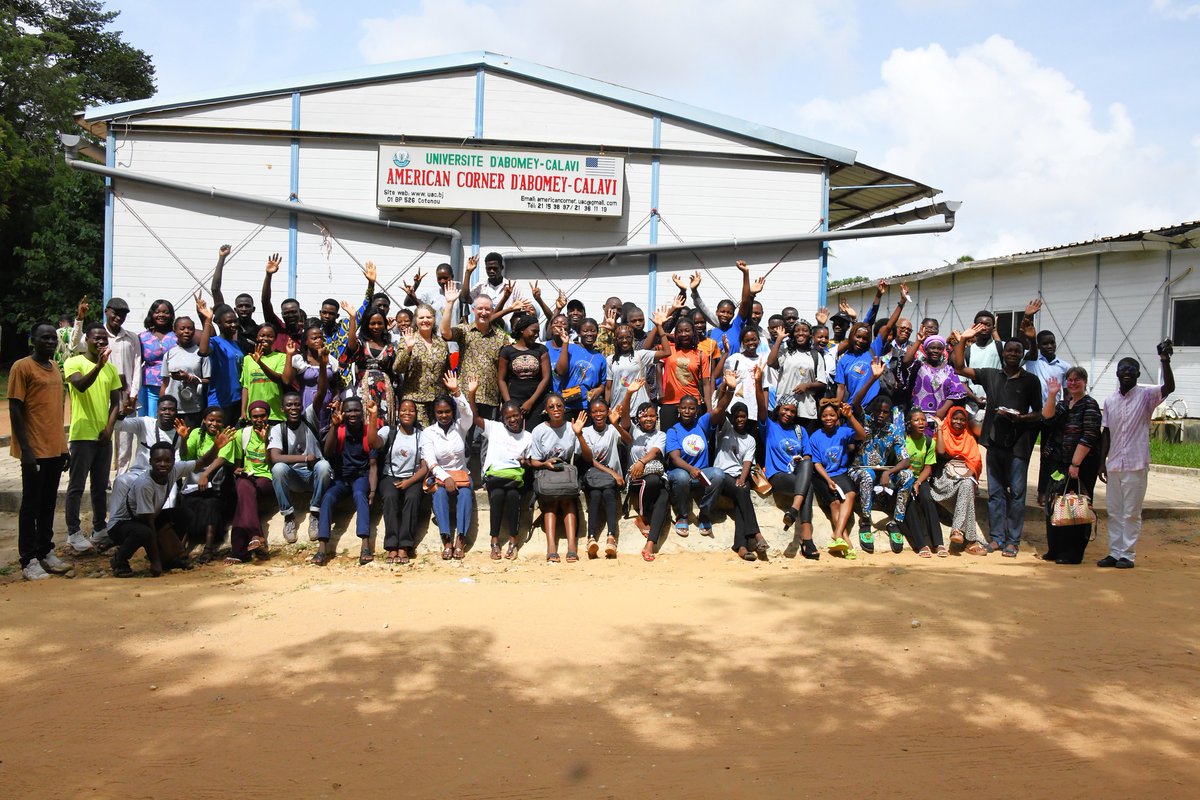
[1150,439,1200,469]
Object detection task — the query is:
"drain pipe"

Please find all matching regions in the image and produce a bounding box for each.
[66,158,464,276]
[502,201,960,262]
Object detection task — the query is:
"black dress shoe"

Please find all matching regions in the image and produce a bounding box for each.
[1115,558,1135,569]
[1097,555,1119,568]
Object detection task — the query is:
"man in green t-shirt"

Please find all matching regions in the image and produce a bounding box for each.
[63,322,123,553]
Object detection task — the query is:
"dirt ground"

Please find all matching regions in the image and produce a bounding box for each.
[1,515,1198,799]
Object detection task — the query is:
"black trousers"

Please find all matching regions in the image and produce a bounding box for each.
[586,484,619,538]
[110,512,171,565]
[380,480,425,551]
[632,474,671,543]
[486,476,523,540]
[899,481,944,551]
[19,455,66,566]
[769,459,814,523]
[721,479,760,551]
[1044,457,1099,564]
[66,439,111,534]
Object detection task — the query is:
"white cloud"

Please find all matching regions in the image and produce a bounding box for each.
[249,0,317,31]
[795,35,1200,279]
[357,0,852,96]
[1150,0,1200,20]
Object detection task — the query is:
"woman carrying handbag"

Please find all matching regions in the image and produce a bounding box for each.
[1040,369,1102,564]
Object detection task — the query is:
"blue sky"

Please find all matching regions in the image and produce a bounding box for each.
[103,0,1200,279]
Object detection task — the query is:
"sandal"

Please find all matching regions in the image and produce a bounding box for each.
[1002,544,1018,558]
[739,548,757,562]
[800,539,820,561]
[605,536,618,558]
[918,546,933,558]
[546,552,561,563]
[828,537,849,555]
[754,534,770,554]
[359,548,374,565]
[936,545,949,558]
[453,539,465,560]
[385,551,399,564]
[310,550,327,566]
[587,538,600,559]
[490,543,502,560]
[642,549,655,562]
[949,530,966,547]
[441,542,453,560]
[565,551,579,563]
[247,536,264,552]
[223,556,243,565]
[859,530,875,554]
[964,542,989,556]
[888,529,904,554]
[398,551,411,565]
[697,517,714,537]
[674,518,689,537]
[844,548,858,561]
[505,541,517,560]
[195,548,217,565]
[782,508,798,530]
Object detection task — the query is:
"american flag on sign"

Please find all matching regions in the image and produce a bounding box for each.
[585,156,616,176]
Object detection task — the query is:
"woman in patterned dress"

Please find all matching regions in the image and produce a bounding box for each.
[342,306,398,425]
[393,304,450,427]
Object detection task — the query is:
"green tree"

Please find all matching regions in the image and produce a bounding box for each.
[826,275,870,292]
[0,0,154,361]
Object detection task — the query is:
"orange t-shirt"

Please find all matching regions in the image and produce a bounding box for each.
[661,343,712,405]
[8,357,68,459]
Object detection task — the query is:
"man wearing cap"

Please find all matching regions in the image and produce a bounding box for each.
[76,297,142,474]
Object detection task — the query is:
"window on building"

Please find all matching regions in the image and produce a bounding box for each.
[1172,298,1200,346]
[994,310,1018,342]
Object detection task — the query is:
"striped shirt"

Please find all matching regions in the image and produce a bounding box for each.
[1101,384,1162,472]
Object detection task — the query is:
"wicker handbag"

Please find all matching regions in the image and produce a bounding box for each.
[1050,479,1095,526]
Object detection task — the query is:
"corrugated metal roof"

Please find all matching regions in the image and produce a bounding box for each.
[84,51,942,228]
[86,51,858,163]
[834,220,1200,293]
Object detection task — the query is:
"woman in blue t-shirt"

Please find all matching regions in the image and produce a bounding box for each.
[807,398,868,559]
[755,369,818,560]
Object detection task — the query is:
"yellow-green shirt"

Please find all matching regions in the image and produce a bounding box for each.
[63,354,121,441]
[240,351,287,420]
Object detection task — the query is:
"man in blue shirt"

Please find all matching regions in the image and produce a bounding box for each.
[666,381,734,536]
[678,260,766,351]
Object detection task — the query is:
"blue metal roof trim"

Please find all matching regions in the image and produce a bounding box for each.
[85,51,857,165]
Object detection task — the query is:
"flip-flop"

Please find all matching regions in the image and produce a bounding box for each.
[505,542,517,560]
[359,551,374,565]
[754,535,769,554]
[741,549,757,561]
[385,552,398,564]
[674,519,689,537]
[1002,544,1018,558]
[546,552,561,563]
[828,538,849,554]
[565,551,579,563]
[949,531,966,547]
[936,545,949,558]
[398,552,410,565]
[918,546,933,558]
[641,550,655,562]
[441,544,453,560]
[247,536,264,552]
[844,549,858,561]
[697,518,714,537]
[490,543,502,560]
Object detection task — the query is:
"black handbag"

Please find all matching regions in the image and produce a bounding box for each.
[584,466,617,489]
[533,464,579,496]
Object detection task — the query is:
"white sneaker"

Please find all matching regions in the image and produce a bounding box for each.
[282,516,298,544]
[22,559,51,581]
[68,532,95,553]
[307,516,320,541]
[40,551,72,574]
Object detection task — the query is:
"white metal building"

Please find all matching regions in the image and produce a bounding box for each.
[834,221,1200,414]
[75,52,953,322]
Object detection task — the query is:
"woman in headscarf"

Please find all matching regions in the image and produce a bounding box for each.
[906,332,967,429]
[931,406,989,555]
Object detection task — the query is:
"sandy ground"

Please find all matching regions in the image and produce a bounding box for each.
[1,514,1199,799]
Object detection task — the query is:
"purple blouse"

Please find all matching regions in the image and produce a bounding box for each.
[139,329,177,388]
[911,362,966,414]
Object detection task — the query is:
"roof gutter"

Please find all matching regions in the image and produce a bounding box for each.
[502,201,959,263]
[65,157,463,276]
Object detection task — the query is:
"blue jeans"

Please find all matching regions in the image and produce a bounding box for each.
[270,460,332,515]
[431,480,474,540]
[318,474,371,540]
[667,467,724,522]
[138,384,160,417]
[985,448,1029,547]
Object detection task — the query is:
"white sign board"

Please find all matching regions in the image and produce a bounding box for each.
[377,145,624,216]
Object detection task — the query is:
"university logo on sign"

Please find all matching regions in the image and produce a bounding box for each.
[377,145,625,216]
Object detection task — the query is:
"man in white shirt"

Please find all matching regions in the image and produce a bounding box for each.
[1098,347,1174,568]
[460,252,509,311]
[268,391,331,544]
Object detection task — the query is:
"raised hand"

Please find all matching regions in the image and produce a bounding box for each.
[403,331,419,350]
[838,299,857,319]
[329,400,344,428]
[870,357,885,378]
[900,282,911,303]
[213,426,237,449]
[671,273,687,291]
[530,280,543,301]
[411,268,425,289]
[285,338,299,358]
[652,306,668,326]
[750,275,766,294]
[608,404,622,426]
[689,271,702,290]
[77,296,89,320]
[877,278,889,295]
[1025,297,1042,317]
[602,306,618,330]
[340,299,354,315]
[626,377,646,395]
[721,334,731,354]
[98,346,112,367]
[670,292,686,313]
[265,253,281,274]
[516,299,535,315]
[467,376,480,395]
[839,401,854,419]
[442,370,459,394]
[317,345,330,363]
[571,411,587,435]
[723,368,738,386]
[365,260,377,283]
[194,292,212,321]
[735,259,749,273]
[218,244,231,258]
[364,396,378,419]
[965,322,988,341]
[444,279,459,297]
[815,306,829,325]
[401,279,417,297]
[554,288,568,312]
[174,418,190,440]
[751,364,763,384]
[1047,376,1062,397]
[465,255,478,273]
[252,343,265,364]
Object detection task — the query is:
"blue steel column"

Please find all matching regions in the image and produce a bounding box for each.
[103,131,115,302]
[288,91,300,297]
[817,164,830,308]
[471,66,485,281]
[648,115,661,310]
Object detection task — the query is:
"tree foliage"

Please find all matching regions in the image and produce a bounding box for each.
[0,0,154,360]
[826,275,870,292]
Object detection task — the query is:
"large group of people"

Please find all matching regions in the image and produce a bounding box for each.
[10,248,1174,579]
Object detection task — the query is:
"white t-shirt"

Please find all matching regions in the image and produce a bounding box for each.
[267,408,324,460]
[581,424,621,472]
[776,347,821,420]
[608,350,656,411]
[114,417,185,474]
[481,419,531,473]
[725,352,766,420]
[629,427,666,464]
[111,461,196,523]
[161,344,210,414]
[529,421,579,462]
[377,425,423,478]
[713,420,756,476]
